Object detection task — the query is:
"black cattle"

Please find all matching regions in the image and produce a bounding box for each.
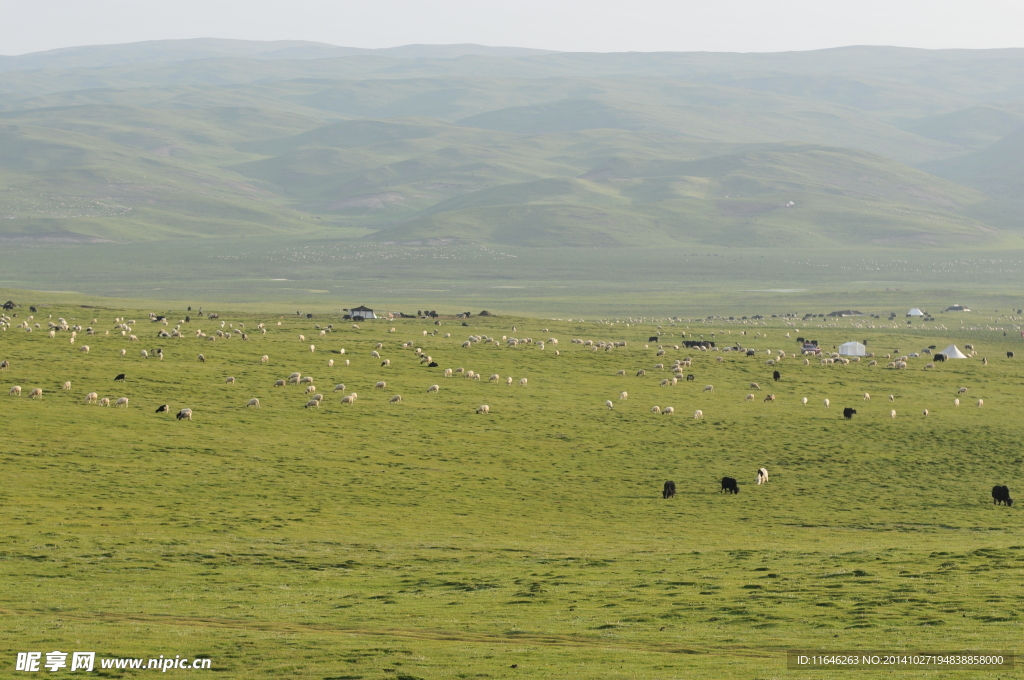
[843,407,857,420]
[649,336,659,342]
[686,374,695,381]
[773,370,781,382]
[663,481,676,499]
[155,404,169,413]
[746,349,756,356]
[721,477,739,494]
[934,353,947,362]
[428,361,439,367]
[29,306,37,313]
[1008,351,1015,359]
[114,373,126,382]
[993,485,1013,506]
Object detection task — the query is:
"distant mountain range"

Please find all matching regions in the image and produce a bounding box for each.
[0,39,1021,247]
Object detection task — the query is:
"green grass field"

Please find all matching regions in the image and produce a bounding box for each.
[2,300,1022,678]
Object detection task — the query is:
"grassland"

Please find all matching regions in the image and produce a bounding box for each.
[2,299,1023,678]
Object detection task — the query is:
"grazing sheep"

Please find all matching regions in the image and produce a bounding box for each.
[924,363,935,369]
[616,369,626,375]
[140,350,148,359]
[29,388,42,399]
[0,360,8,371]
[977,399,984,407]
[312,393,324,403]
[304,399,319,409]
[375,381,386,389]
[660,378,671,386]
[744,394,754,402]
[381,359,390,367]
[340,394,355,405]
[756,468,768,485]
[62,381,71,390]
[298,334,305,342]
[693,409,704,420]
[305,385,316,394]
[923,408,929,416]
[619,391,628,400]
[662,406,675,415]
[455,367,465,374]
[79,345,90,353]
[444,368,453,378]
[310,345,316,353]
[863,393,870,401]
[225,376,236,384]
[763,394,775,402]
[9,386,22,396]
[333,384,347,392]
[956,386,969,396]
[518,378,528,386]
[867,360,877,366]
[489,374,500,383]
[274,379,286,387]
[114,397,129,408]
[823,398,830,408]
[427,384,440,393]
[476,405,490,414]
[84,392,98,404]
[299,376,314,384]
[703,385,714,393]
[155,404,169,413]
[197,353,205,363]
[888,394,895,402]
[114,373,126,382]
[890,409,897,418]
[328,359,334,368]
[98,397,110,407]
[801,397,808,405]
[129,335,138,342]
[605,400,614,409]
[506,376,513,386]
[390,395,402,404]
[750,382,760,390]
[247,398,260,409]
[651,406,661,413]
[636,369,646,377]
[717,356,724,363]
[954,398,960,407]
[261,355,269,363]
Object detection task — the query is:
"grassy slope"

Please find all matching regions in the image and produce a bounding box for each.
[1,302,1022,677]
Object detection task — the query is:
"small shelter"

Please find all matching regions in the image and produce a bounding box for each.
[349,305,376,320]
[838,341,867,356]
[939,344,968,359]
[907,308,924,317]
[943,304,970,312]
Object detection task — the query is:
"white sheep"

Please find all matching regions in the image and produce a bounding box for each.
[801,397,808,405]
[757,467,768,485]
[923,408,928,416]
[312,394,324,403]
[693,409,703,420]
[328,359,334,368]
[444,368,453,378]
[79,345,90,353]
[427,384,440,393]
[619,391,628,400]
[381,359,390,367]
[274,379,286,387]
[605,400,614,409]
[247,398,260,409]
[823,398,830,408]
[616,369,626,375]
[954,398,960,407]
[371,350,380,358]
[84,392,98,403]
[390,395,402,404]
[375,381,386,389]
[61,381,71,390]
[98,397,110,407]
[140,349,148,359]
[958,386,968,395]
[703,385,713,393]
[29,388,43,399]
[304,399,319,409]
[299,376,314,384]
[506,376,513,385]
[518,378,527,386]
[225,376,236,384]
[745,394,754,402]
[662,406,674,415]
[489,374,500,383]
[333,384,347,392]
[305,385,316,394]
[651,406,661,414]
[888,395,895,402]
[863,393,870,401]
[310,344,315,353]
[890,409,896,418]
[9,386,22,396]
[299,334,306,341]
[261,355,269,363]
[177,408,193,420]
[114,397,129,407]
[977,399,984,407]
[340,394,355,405]
[477,405,490,414]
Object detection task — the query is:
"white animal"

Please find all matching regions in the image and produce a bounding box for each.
[651,406,661,414]
[444,368,454,378]
[693,409,703,420]
[114,397,129,407]
[178,408,193,420]
[247,398,260,408]
[299,376,314,384]
[371,350,380,358]
[977,399,984,407]
[703,385,714,393]
[140,350,148,359]
[9,386,22,396]
[889,395,895,402]
[340,394,355,405]
[274,379,286,387]
[427,384,440,393]
[389,395,402,404]
[79,345,89,353]
[506,376,513,385]
[662,406,674,415]
[98,397,110,407]
[261,355,269,363]
[823,398,830,408]
[299,335,306,341]
[84,392,98,403]
[120,349,127,358]
[863,393,870,401]
[333,384,347,392]
[328,359,334,368]
[310,345,315,353]
[890,410,896,418]
[605,400,614,409]
[375,381,386,389]
[954,398,960,407]
[62,381,71,390]
[518,378,527,386]
[225,376,236,384]
[489,374,500,383]
[304,399,319,409]
[923,408,928,416]
[619,391,628,400]
[801,397,808,405]
[958,387,968,395]
[29,388,43,399]
[477,404,490,414]
[756,468,768,485]
[305,385,316,394]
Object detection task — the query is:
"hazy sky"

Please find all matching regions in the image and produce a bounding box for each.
[2,0,1022,56]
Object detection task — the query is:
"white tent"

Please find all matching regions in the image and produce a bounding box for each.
[939,344,968,359]
[907,308,924,316]
[838,341,867,356]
